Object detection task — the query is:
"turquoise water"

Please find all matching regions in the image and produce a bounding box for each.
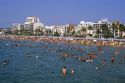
[0,39,125,83]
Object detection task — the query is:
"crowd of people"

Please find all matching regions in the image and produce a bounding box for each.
[0,35,124,47]
[0,34,125,77]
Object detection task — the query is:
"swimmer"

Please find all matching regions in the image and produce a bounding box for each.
[95,67,98,70]
[86,58,93,62]
[3,59,9,65]
[5,43,9,46]
[62,66,67,76]
[61,56,65,61]
[102,59,106,65]
[64,53,68,57]
[111,56,115,63]
[51,71,54,75]
[71,68,75,74]
[95,66,101,70]
[26,53,30,57]
[115,50,119,55]
[36,56,39,60]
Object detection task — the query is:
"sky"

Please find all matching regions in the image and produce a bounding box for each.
[0,0,125,28]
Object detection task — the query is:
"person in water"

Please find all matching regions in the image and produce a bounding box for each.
[62,66,67,76]
[26,53,31,57]
[71,68,75,74]
[102,59,106,65]
[61,56,65,61]
[3,59,9,65]
[115,49,119,55]
[111,56,115,63]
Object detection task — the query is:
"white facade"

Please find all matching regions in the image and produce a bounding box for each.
[93,18,111,38]
[80,21,94,28]
[76,21,94,33]
[24,16,44,31]
[51,25,68,36]
[75,18,112,37]
[12,16,45,35]
[13,16,44,31]
[24,16,40,25]
[33,22,44,30]
[45,25,55,30]
[12,23,22,31]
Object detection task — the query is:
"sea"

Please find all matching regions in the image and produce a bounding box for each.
[0,39,125,83]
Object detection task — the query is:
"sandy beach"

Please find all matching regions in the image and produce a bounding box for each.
[0,35,125,47]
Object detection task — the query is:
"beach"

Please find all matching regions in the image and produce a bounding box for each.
[0,35,125,47]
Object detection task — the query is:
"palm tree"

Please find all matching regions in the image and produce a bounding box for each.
[35,29,41,36]
[96,28,101,38]
[87,25,93,37]
[20,28,24,35]
[119,24,125,38]
[101,24,111,38]
[54,31,60,36]
[112,21,120,38]
[81,27,86,37]
[45,29,52,36]
[112,22,116,38]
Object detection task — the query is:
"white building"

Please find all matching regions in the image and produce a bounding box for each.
[76,20,95,37]
[76,21,94,32]
[12,23,24,31]
[80,21,94,27]
[45,25,55,30]
[93,18,112,38]
[24,16,44,31]
[12,16,45,34]
[24,16,40,25]
[52,25,65,36]
[75,18,112,37]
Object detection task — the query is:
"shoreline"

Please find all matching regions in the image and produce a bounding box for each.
[0,35,125,47]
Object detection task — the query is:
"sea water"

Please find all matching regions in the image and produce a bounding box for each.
[0,39,125,83]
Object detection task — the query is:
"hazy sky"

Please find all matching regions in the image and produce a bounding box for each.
[0,0,125,27]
